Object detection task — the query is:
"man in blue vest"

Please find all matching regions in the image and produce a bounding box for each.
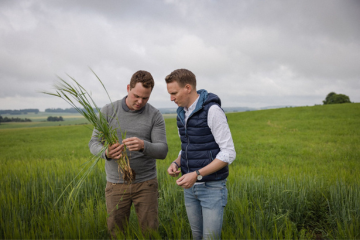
[165,69,236,240]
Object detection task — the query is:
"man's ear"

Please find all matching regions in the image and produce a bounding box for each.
[127,84,130,93]
[184,84,192,93]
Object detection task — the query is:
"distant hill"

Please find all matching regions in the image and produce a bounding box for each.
[222,107,257,112]
[45,107,99,113]
[158,108,177,114]
[158,106,297,114]
[0,109,39,115]
[260,105,297,110]
[0,105,298,116]
[158,107,257,114]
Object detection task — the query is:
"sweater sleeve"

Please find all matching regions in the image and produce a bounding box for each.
[142,110,168,159]
[88,106,109,160]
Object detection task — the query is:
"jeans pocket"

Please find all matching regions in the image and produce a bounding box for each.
[222,187,228,207]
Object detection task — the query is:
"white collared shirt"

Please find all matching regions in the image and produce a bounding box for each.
[179,96,236,164]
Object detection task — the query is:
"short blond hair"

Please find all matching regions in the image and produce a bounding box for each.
[165,69,196,89]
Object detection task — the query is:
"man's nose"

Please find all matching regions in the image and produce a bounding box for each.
[138,98,143,104]
[171,96,175,101]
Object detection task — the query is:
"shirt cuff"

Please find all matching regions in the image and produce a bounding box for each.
[103,150,112,161]
[140,140,148,153]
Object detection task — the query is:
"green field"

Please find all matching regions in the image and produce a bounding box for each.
[0,112,177,129]
[1,103,359,239]
[0,112,89,129]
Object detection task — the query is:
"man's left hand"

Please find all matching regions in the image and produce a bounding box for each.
[122,137,144,152]
[176,172,197,189]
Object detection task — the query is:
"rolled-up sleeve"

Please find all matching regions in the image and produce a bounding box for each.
[208,105,236,164]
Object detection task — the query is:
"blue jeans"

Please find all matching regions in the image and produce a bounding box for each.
[184,179,228,240]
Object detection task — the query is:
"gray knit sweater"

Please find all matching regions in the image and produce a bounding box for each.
[88,97,168,183]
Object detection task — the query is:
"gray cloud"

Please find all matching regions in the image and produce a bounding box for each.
[0,0,359,111]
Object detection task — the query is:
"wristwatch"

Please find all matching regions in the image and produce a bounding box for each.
[196,170,203,181]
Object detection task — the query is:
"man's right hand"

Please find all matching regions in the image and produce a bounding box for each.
[106,142,124,160]
[167,161,181,177]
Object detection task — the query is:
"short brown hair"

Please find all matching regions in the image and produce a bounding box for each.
[165,69,196,89]
[130,70,154,90]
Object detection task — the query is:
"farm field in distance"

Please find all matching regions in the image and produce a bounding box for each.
[0,103,359,239]
[0,112,90,129]
[0,112,177,129]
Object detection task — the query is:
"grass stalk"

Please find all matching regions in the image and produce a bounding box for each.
[42,71,135,207]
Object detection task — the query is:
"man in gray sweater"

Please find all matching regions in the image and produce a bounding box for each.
[88,70,168,237]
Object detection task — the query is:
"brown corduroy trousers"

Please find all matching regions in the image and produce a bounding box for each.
[105,178,159,238]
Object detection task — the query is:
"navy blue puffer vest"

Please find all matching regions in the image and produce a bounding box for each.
[177,89,229,182]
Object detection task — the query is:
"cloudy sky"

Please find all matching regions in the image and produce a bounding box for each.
[1,0,359,111]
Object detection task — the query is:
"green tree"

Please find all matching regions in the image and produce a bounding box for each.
[47,116,64,122]
[323,92,351,105]
[323,92,336,104]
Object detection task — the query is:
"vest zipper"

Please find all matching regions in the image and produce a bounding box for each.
[186,134,190,172]
[184,106,203,174]
[210,151,218,178]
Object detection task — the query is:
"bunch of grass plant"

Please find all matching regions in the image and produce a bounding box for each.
[42,71,135,205]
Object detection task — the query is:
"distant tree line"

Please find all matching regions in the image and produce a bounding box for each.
[47,116,64,122]
[45,107,98,113]
[0,109,39,115]
[45,108,78,113]
[323,92,351,105]
[0,115,32,123]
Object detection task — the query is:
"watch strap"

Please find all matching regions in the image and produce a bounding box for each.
[173,161,180,168]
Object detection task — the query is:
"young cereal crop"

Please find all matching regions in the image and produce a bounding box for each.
[42,71,135,206]
[0,103,359,239]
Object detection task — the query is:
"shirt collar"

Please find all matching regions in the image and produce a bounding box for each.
[184,95,200,113]
[122,96,146,114]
